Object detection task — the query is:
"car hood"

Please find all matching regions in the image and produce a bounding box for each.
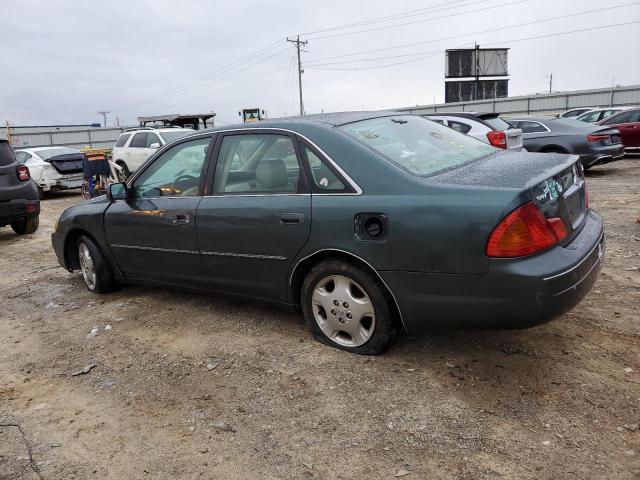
[429,150,577,189]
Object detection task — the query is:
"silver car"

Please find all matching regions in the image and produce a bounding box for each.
[423,112,524,151]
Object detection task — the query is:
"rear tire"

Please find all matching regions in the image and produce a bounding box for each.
[11,216,39,235]
[77,235,118,294]
[301,259,398,355]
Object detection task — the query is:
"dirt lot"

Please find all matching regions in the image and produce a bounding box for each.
[1,159,639,480]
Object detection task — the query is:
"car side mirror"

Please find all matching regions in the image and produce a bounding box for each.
[107,182,128,201]
[149,143,161,149]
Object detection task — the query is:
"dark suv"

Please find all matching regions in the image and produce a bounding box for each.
[0,139,40,235]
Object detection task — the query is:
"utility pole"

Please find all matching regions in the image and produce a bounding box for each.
[287,36,308,116]
[98,111,110,127]
[549,73,553,94]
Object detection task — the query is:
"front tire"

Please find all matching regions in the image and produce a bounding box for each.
[301,260,398,355]
[77,235,117,294]
[116,161,130,181]
[11,216,39,235]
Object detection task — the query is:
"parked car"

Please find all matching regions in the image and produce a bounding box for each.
[575,107,633,124]
[596,107,640,153]
[52,112,603,355]
[111,127,194,177]
[558,107,597,119]
[423,112,524,150]
[507,116,624,169]
[0,139,40,234]
[15,146,84,198]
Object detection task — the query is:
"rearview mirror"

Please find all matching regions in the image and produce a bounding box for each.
[149,143,161,149]
[107,182,128,201]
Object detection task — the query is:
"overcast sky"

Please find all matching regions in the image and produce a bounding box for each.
[1,0,638,126]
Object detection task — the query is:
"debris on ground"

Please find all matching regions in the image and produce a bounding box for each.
[71,363,97,376]
[86,327,99,339]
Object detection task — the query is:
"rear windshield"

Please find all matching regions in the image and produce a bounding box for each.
[159,130,193,143]
[0,141,16,166]
[483,116,512,130]
[340,116,496,176]
[36,147,80,160]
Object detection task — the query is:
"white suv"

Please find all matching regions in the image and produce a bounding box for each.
[111,128,194,176]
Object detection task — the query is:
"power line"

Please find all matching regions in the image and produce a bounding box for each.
[109,39,286,112]
[303,1,640,65]
[305,20,640,71]
[299,0,483,36]
[307,0,531,40]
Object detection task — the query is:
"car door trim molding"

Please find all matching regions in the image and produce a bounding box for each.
[111,243,199,255]
[200,251,287,261]
[111,243,286,261]
[289,248,406,330]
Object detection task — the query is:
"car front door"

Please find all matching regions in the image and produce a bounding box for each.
[196,131,311,301]
[104,135,213,286]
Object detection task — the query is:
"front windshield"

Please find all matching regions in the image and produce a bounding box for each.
[340,116,497,176]
[159,130,193,143]
[36,147,79,160]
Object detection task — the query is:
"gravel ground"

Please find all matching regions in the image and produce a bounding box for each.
[1,159,639,479]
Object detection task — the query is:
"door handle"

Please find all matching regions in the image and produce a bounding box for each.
[171,213,190,225]
[280,213,305,225]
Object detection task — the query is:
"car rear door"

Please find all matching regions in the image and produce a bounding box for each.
[104,135,213,286]
[127,132,161,171]
[195,130,311,302]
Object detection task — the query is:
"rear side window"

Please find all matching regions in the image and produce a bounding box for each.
[301,144,347,192]
[130,132,149,148]
[340,116,496,176]
[115,133,131,147]
[482,116,511,131]
[516,121,548,133]
[0,142,17,166]
[448,120,471,134]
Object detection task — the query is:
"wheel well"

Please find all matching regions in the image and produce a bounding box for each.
[63,229,97,271]
[289,249,405,330]
[540,145,569,154]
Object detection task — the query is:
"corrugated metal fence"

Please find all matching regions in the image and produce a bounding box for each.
[1,126,124,150]
[395,84,640,116]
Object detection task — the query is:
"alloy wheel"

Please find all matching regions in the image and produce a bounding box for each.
[78,242,97,290]
[311,274,376,347]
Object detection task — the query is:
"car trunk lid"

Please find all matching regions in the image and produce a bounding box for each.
[47,153,85,174]
[431,150,587,238]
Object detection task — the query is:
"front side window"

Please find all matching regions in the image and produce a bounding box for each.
[302,145,346,192]
[129,132,149,148]
[213,134,300,194]
[132,137,210,198]
[340,115,496,176]
[146,133,161,148]
[115,133,131,147]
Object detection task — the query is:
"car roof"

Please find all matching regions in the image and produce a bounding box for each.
[199,111,413,132]
[423,112,499,120]
[16,146,78,153]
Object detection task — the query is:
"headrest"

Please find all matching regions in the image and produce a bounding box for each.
[256,159,288,189]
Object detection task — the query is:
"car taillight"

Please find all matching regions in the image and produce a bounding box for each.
[16,165,30,181]
[486,202,567,258]
[587,134,609,143]
[486,130,507,149]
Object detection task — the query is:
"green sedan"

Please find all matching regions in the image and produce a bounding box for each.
[52,112,604,354]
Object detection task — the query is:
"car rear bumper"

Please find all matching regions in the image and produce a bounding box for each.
[0,198,41,226]
[579,145,625,168]
[381,210,604,332]
[40,174,83,191]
